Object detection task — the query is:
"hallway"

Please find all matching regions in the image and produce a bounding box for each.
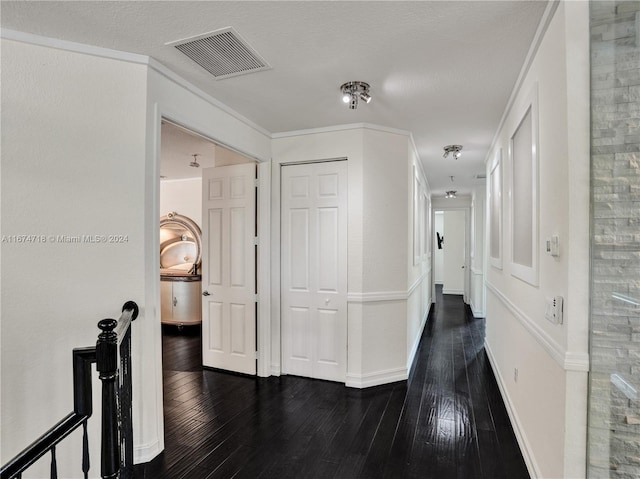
[136,288,529,478]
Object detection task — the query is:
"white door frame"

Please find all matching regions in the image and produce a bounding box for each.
[155,113,272,377]
[430,206,471,304]
[269,157,347,377]
[151,109,273,442]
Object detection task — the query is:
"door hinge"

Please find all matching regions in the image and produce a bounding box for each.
[254,236,259,246]
[254,294,259,303]
[255,351,259,360]
[254,178,259,187]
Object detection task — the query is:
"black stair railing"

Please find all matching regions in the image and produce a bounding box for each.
[1,301,139,479]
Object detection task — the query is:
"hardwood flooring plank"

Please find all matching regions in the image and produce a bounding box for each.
[206,445,255,479]
[359,383,408,477]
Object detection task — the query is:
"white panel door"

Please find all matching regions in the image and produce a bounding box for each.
[442,210,466,295]
[202,163,256,374]
[281,161,347,382]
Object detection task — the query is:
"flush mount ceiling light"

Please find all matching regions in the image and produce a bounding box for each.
[445,190,457,199]
[340,81,372,110]
[443,145,463,160]
[189,154,201,168]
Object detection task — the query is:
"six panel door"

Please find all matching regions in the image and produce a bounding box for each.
[201,163,257,375]
[281,160,347,382]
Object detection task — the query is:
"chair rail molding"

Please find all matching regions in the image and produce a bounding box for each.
[485,281,589,372]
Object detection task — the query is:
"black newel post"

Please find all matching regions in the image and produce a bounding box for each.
[96,319,119,479]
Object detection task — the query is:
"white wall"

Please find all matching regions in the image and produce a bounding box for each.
[1,39,147,478]
[483,2,590,477]
[0,31,273,478]
[160,178,202,227]
[360,129,409,381]
[362,129,408,293]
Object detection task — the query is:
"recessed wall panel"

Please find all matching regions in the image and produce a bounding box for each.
[490,160,501,260]
[318,173,338,198]
[230,175,246,198]
[208,178,223,200]
[208,302,223,351]
[512,108,533,267]
[208,209,223,285]
[317,309,338,364]
[289,209,309,291]
[230,303,246,355]
[230,207,246,287]
[290,176,309,199]
[290,307,310,360]
[318,207,338,292]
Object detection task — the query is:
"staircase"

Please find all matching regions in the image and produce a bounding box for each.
[1,301,139,479]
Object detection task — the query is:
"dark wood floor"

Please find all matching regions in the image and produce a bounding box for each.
[135,287,529,478]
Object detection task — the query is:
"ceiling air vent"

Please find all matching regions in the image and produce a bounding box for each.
[169,27,271,80]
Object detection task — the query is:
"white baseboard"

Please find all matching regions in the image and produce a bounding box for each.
[442,288,464,295]
[346,367,407,388]
[484,342,541,479]
[470,300,484,318]
[407,303,433,370]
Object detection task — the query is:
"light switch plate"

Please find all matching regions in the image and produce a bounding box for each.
[545,296,563,324]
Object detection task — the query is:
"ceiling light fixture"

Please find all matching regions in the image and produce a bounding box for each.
[340,81,372,110]
[445,190,457,199]
[443,145,463,160]
[189,154,201,168]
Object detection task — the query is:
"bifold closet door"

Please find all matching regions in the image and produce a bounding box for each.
[281,160,347,382]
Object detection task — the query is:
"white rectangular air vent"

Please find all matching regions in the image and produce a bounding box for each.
[169,27,271,80]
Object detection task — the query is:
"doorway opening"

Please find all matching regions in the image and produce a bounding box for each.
[158,119,259,426]
[433,209,468,302]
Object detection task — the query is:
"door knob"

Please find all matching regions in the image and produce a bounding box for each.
[325,298,330,305]
[461,265,465,269]
[202,291,211,296]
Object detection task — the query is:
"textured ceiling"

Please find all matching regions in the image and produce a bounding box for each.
[160,122,217,180]
[1,1,548,196]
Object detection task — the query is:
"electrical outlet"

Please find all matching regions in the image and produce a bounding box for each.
[514,368,519,382]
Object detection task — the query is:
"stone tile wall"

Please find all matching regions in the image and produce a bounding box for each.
[590,2,640,478]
